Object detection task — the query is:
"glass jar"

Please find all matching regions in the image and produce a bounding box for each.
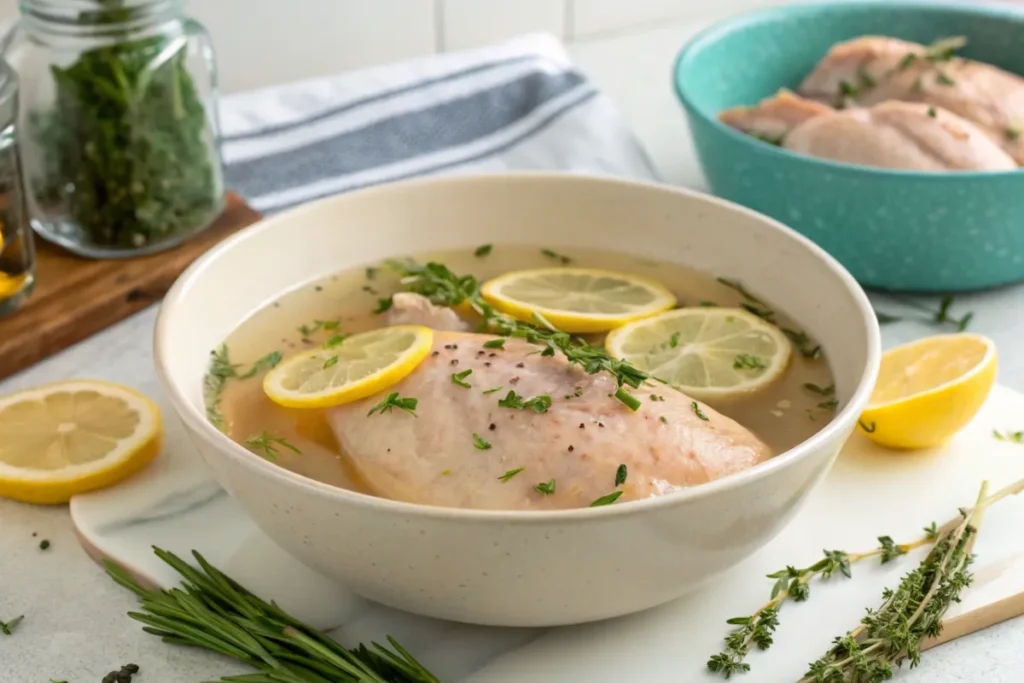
[0,58,35,317]
[2,0,224,258]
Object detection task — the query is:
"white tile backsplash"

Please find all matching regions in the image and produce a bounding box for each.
[441,0,567,50]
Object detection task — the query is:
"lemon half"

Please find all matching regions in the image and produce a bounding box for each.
[263,325,434,409]
[605,307,792,399]
[0,380,163,504]
[480,268,676,333]
[859,334,996,449]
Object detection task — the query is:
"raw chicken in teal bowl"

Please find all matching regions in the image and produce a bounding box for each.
[673,0,1024,292]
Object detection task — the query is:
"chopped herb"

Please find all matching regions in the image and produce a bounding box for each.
[650,394,665,402]
[365,266,378,280]
[441,469,451,476]
[298,319,339,336]
[803,383,835,396]
[691,401,709,421]
[733,354,765,370]
[0,615,24,635]
[1007,125,1022,141]
[39,539,51,550]
[668,332,680,348]
[497,390,551,413]
[535,479,556,495]
[323,334,346,349]
[660,416,668,424]
[483,338,505,349]
[451,369,473,388]
[912,76,924,92]
[474,244,493,257]
[245,431,301,462]
[928,106,937,117]
[717,277,767,306]
[899,53,918,69]
[935,295,973,331]
[322,355,339,369]
[374,296,394,314]
[540,248,572,264]
[994,429,1024,444]
[615,464,628,487]
[615,388,641,411]
[473,433,492,450]
[700,301,717,307]
[924,35,966,62]
[590,490,623,507]
[782,328,821,359]
[838,80,858,98]
[859,420,877,433]
[389,259,649,409]
[857,67,876,87]
[482,386,503,394]
[936,71,956,86]
[367,392,418,416]
[237,351,283,379]
[752,132,784,146]
[498,466,525,482]
[741,303,775,321]
[818,399,839,410]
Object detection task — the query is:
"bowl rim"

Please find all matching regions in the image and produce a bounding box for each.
[154,172,881,523]
[672,0,1024,181]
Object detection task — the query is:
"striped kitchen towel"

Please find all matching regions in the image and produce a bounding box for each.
[219,33,657,214]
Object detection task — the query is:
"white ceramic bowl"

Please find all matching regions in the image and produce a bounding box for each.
[155,173,880,627]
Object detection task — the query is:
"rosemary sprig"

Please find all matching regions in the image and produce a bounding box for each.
[801,480,997,682]
[104,548,440,683]
[388,260,649,409]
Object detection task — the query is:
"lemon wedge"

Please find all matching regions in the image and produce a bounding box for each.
[480,268,676,333]
[605,307,792,399]
[858,334,996,449]
[0,380,163,504]
[263,325,433,409]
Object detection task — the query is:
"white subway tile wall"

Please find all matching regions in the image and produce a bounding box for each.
[0,0,1006,92]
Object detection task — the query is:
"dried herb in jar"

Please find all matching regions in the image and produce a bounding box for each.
[31,3,221,249]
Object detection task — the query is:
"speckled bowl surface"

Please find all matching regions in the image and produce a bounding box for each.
[155,173,880,626]
[674,0,1024,293]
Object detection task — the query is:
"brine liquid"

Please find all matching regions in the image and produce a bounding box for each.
[215,246,836,495]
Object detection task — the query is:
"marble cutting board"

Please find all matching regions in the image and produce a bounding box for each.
[69,385,1024,682]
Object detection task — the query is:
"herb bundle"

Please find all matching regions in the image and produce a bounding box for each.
[31,2,222,250]
[105,547,440,683]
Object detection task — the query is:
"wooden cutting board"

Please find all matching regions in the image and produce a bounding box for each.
[0,193,261,380]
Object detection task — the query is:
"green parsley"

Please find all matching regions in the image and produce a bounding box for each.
[322,355,339,369]
[451,369,473,388]
[818,399,839,410]
[691,401,710,421]
[483,338,505,349]
[367,392,418,416]
[374,296,394,314]
[497,390,552,413]
[803,383,835,396]
[498,467,525,482]
[474,244,493,257]
[590,490,623,507]
[323,334,346,349]
[482,386,503,394]
[473,433,492,450]
[237,350,282,379]
[615,464,627,487]
[733,354,765,370]
[534,479,556,495]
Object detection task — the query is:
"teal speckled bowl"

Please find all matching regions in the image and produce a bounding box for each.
[673,0,1024,292]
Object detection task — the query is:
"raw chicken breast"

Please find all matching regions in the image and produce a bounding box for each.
[719,89,833,141]
[386,292,470,332]
[798,36,1024,164]
[784,100,1016,171]
[327,332,772,510]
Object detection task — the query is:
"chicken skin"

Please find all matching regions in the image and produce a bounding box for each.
[720,90,1015,171]
[327,331,772,510]
[798,36,1024,164]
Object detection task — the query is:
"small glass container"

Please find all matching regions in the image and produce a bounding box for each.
[0,59,35,317]
[2,0,224,258]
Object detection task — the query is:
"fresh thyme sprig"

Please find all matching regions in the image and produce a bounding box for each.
[709,476,1024,679]
[387,260,649,409]
[104,548,440,683]
[800,480,1002,682]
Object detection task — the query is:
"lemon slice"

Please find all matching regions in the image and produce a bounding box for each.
[605,307,792,399]
[858,334,996,449]
[480,268,676,333]
[264,324,433,409]
[0,380,163,504]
